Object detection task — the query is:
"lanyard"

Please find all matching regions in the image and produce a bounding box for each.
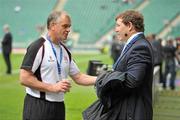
[46,35,63,75]
[113,33,143,69]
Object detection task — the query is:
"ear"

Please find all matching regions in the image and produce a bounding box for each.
[128,22,134,31]
[49,23,56,31]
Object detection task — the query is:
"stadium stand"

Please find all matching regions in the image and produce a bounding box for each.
[141,0,180,35]
[167,23,180,38]
[64,0,143,44]
[0,0,57,48]
[0,0,179,48]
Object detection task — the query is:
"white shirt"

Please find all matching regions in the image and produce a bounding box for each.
[21,35,80,102]
[121,32,144,55]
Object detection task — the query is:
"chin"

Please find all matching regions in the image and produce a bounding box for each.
[60,37,66,41]
[117,37,123,41]
[64,35,68,39]
[63,37,68,40]
[119,36,127,41]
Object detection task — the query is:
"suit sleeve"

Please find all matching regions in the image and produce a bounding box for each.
[118,44,152,93]
[2,33,12,45]
[126,44,152,87]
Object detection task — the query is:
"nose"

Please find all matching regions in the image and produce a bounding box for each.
[67,27,70,32]
[114,27,118,33]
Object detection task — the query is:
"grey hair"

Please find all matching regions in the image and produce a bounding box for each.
[3,24,9,29]
[47,11,62,29]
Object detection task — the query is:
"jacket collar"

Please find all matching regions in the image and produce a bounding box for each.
[113,33,145,70]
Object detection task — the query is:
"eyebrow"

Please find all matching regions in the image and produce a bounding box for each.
[62,24,71,27]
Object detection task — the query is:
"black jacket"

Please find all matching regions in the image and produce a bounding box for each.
[95,71,125,109]
[83,71,126,120]
[2,32,12,54]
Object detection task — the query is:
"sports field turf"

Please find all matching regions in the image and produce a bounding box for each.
[0,53,180,120]
[0,53,112,120]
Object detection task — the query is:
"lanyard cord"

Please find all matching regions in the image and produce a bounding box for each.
[46,35,63,75]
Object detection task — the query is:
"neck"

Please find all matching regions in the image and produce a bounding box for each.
[48,32,59,45]
[130,31,139,37]
[4,30,9,33]
[125,31,142,42]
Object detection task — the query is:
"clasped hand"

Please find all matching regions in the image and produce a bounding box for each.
[51,79,71,93]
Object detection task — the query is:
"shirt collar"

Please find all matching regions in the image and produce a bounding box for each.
[125,32,143,46]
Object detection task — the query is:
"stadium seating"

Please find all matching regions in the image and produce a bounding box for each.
[1,0,179,47]
[141,0,180,35]
[0,0,57,47]
[64,0,143,44]
[165,23,180,39]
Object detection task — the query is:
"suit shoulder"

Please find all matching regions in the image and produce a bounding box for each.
[135,38,152,48]
[133,39,154,56]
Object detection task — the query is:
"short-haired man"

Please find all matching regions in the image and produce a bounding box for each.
[20,11,96,120]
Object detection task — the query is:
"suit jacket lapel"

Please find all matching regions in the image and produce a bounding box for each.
[120,34,145,59]
[114,34,145,69]
[120,43,132,59]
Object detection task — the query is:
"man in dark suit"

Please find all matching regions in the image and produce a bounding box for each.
[1,24,13,74]
[112,10,154,120]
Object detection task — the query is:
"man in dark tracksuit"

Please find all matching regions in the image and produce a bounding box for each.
[1,24,13,74]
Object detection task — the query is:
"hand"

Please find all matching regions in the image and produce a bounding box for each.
[51,79,71,93]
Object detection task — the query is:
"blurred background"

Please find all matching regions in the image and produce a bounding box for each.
[0,0,179,50]
[0,0,180,120]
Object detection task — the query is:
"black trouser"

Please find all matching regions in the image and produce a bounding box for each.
[156,62,163,83]
[23,94,65,120]
[163,59,176,90]
[2,52,11,74]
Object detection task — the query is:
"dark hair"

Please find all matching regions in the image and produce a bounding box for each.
[116,10,144,32]
[47,11,62,29]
